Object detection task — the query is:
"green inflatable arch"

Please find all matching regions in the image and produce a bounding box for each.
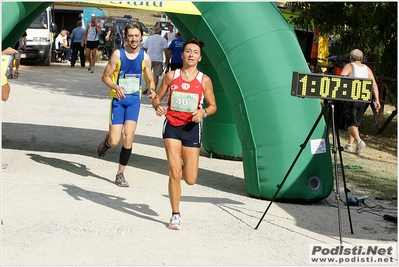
[2,2,50,48]
[2,2,333,202]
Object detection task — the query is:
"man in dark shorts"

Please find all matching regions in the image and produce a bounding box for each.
[340,49,380,154]
[82,16,101,73]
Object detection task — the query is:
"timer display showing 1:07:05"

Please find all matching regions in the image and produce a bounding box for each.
[291,72,373,103]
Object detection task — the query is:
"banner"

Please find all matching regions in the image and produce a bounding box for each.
[60,1,201,15]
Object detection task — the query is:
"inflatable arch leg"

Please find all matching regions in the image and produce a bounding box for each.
[168,2,333,202]
[2,2,50,48]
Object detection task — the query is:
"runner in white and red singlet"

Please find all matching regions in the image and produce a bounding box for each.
[149,37,217,230]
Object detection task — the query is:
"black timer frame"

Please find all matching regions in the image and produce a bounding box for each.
[291,71,373,103]
[254,72,372,245]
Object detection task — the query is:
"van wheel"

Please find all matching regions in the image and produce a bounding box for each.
[44,55,51,66]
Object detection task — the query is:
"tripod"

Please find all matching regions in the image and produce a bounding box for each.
[255,100,354,245]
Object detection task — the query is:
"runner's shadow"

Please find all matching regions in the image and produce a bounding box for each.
[2,122,248,196]
[26,153,115,185]
[61,184,166,226]
[168,195,253,227]
[178,195,244,205]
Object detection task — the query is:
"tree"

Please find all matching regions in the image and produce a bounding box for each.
[286,2,397,134]
[286,2,397,79]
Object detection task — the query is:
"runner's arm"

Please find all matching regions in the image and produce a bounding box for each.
[143,52,155,92]
[150,71,174,116]
[102,49,120,89]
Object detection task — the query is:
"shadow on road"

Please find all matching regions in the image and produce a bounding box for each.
[2,122,248,197]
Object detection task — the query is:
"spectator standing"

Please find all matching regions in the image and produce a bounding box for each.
[70,20,86,68]
[164,24,176,46]
[2,66,11,99]
[55,29,71,63]
[2,47,18,170]
[143,25,168,91]
[113,23,123,51]
[100,18,111,42]
[8,32,27,79]
[83,16,101,73]
[166,31,184,71]
[163,24,176,73]
[2,47,18,100]
[340,48,380,154]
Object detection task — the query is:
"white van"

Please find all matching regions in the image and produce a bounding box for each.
[21,7,57,66]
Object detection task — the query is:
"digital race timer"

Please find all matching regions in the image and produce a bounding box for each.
[291,72,373,103]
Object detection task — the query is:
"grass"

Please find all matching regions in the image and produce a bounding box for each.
[333,104,397,203]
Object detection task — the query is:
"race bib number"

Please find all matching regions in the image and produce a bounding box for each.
[170,91,199,112]
[119,76,140,94]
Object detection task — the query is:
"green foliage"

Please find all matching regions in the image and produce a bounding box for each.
[286,2,397,78]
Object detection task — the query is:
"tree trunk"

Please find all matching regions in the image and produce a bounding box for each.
[374,77,397,135]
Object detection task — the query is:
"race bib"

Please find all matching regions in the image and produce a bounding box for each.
[119,76,140,94]
[170,91,199,112]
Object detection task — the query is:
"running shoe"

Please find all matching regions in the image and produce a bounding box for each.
[355,140,366,154]
[115,173,129,187]
[344,143,354,151]
[88,64,92,71]
[168,214,182,230]
[90,68,94,73]
[96,134,110,158]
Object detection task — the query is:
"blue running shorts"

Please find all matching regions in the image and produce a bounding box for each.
[110,93,140,125]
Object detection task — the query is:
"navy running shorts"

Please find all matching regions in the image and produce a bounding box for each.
[86,40,100,50]
[162,120,202,148]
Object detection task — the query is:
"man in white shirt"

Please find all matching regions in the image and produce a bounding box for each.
[164,24,176,46]
[163,24,176,73]
[143,26,168,90]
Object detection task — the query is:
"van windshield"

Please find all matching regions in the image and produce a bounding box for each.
[160,22,171,29]
[29,11,48,29]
